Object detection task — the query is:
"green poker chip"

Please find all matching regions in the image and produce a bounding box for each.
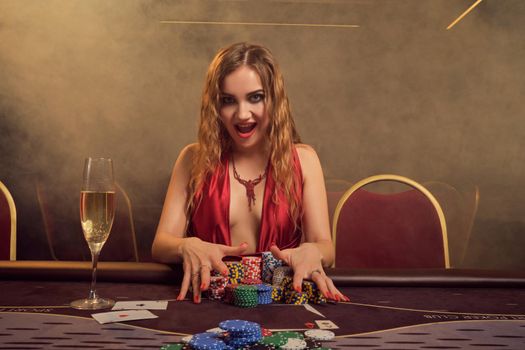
[260,334,288,347]
[234,285,258,307]
[160,344,184,350]
[277,331,304,340]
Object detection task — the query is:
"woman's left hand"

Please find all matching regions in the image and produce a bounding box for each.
[270,243,349,302]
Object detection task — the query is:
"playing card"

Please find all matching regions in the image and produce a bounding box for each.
[304,304,326,318]
[315,319,339,329]
[92,310,158,324]
[112,300,168,310]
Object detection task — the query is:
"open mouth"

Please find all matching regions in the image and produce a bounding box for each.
[235,123,257,138]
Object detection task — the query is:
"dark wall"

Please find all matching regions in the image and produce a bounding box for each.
[1,0,524,268]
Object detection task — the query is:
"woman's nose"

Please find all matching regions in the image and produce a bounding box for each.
[237,102,252,120]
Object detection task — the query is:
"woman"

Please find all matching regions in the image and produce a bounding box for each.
[152,42,347,303]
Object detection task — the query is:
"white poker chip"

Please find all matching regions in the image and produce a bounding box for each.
[206,327,225,334]
[281,338,307,350]
[304,329,335,340]
[181,335,193,343]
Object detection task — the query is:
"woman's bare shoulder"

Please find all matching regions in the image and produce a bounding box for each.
[173,143,198,172]
[294,143,320,164]
[181,143,199,157]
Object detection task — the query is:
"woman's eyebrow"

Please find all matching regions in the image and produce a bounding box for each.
[246,89,264,96]
[221,89,264,97]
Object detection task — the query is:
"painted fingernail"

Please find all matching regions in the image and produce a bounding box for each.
[344,295,351,302]
[200,283,206,290]
[294,286,302,293]
[223,269,229,276]
[335,294,341,302]
[176,294,183,301]
[193,295,201,303]
[327,292,334,300]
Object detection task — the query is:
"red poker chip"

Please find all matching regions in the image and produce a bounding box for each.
[262,328,272,336]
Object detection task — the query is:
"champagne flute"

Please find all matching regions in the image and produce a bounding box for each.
[71,157,116,310]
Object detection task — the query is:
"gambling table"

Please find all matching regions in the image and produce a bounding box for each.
[1,261,525,350]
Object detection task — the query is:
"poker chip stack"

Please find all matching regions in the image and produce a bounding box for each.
[309,290,327,304]
[241,277,263,285]
[211,254,332,308]
[226,261,244,284]
[188,332,226,350]
[241,256,262,284]
[261,251,283,283]
[279,276,293,291]
[224,284,238,304]
[163,320,336,350]
[271,272,326,305]
[261,331,305,350]
[260,333,288,348]
[255,284,273,305]
[304,329,335,341]
[302,280,327,305]
[233,285,259,308]
[271,266,293,286]
[284,289,309,305]
[208,276,229,300]
[219,320,262,348]
[160,344,186,350]
[304,338,322,349]
[271,285,284,302]
[281,338,308,350]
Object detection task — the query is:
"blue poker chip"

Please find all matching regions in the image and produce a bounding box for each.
[255,284,273,305]
[189,332,227,350]
[256,284,273,292]
[219,320,261,333]
[219,319,262,348]
[226,337,260,347]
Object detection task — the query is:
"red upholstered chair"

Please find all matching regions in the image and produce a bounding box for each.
[325,178,352,230]
[423,181,479,268]
[332,175,450,268]
[0,181,17,260]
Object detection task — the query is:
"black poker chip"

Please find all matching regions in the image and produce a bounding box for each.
[304,338,322,349]
[242,343,277,350]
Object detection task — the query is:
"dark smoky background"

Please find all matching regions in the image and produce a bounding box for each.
[1,1,524,267]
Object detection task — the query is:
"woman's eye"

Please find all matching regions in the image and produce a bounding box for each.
[221,96,235,105]
[249,93,264,103]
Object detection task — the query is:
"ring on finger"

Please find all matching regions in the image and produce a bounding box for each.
[311,269,321,276]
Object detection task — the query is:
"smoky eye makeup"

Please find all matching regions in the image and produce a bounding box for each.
[248,92,265,103]
[220,89,265,106]
[220,95,236,105]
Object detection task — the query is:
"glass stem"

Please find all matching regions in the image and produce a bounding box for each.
[88,251,100,300]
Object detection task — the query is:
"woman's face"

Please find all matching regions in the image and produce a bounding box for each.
[219,65,270,152]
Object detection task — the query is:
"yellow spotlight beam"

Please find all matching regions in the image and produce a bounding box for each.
[159,20,359,29]
[447,0,484,30]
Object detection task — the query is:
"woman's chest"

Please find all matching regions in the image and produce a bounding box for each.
[228,177,266,230]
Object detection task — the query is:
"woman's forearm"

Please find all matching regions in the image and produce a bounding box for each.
[151,233,186,263]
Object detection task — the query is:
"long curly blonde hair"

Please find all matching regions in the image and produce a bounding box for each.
[189,42,302,220]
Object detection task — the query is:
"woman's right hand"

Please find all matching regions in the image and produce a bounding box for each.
[176,237,248,303]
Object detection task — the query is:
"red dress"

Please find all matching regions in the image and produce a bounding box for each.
[189,148,303,252]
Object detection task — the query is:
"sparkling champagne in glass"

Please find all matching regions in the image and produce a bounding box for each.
[71,157,116,310]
